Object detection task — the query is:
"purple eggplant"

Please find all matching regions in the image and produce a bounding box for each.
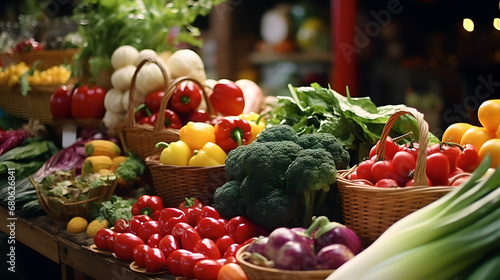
[274,240,317,270]
[307,216,362,254]
[264,227,313,260]
[316,244,355,270]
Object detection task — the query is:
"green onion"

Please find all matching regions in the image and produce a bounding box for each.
[327,155,500,280]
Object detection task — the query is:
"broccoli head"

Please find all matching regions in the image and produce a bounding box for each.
[212,180,247,220]
[240,176,284,204]
[285,148,338,227]
[255,124,299,143]
[243,141,303,184]
[296,133,350,170]
[225,144,250,181]
[245,187,299,229]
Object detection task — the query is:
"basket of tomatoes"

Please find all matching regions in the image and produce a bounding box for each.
[119,58,214,160]
[336,107,462,247]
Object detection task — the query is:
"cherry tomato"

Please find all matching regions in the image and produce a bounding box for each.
[426,153,451,186]
[371,160,397,182]
[113,233,145,261]
[193,259,224,280]
[166,249,192,276]
[145,247,167,273]
[456,144,479,172]
[357,159,376,184]
[180,253,208,279]
[94,228,114,250]
[171,222,193,243]
[401,142,421,160]
[478,99,500,133]
[182,227,202,252]
[405,176,432,187]
[442,123,474,144]
[478,138,500,169]
[196,217,227,241]
[217,263,249,280]
[158,234,180,259]
[194,238,222,260]
[106,232,121,251]
[375,178,399,188]
[133,244,151,267]
[114,218,130,233]
[147,233,162,248]
[215,235,234,256]
[460,126,496,151]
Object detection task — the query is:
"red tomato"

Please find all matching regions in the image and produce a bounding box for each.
[194,238,222,260]
[405,176,432,187]
[193,259,224,280]
[179,197,204,212]
[209,80,245,116]
[180,253,208,279]
[94,228,114,250]
[195,217,227,241]
[171,222,193,243]
[71,83,106,119]
[401,142,421,160]
[375,178,399,188]
[222,243,241,259]
[215,235,234,256]
[158,208,187,236]
[133,244,151,267]
[145,247,167,273]
[200,206,221,220]
[106,232,121,251]
[158,234,180,259]
[217,263,249,280]
[371,160,397,182]
[186,207,203,227]
[166,249,192,276]
[147,233,162,248]
[430,143,461,170]
[224,256,237,264]
[114,218,130,233]
[357,159,376,184]
[456,144,479,172]
[169,81,203,113]
[451,175,470,186]
[113,233,145,261]
[370,136,399,160]
[137,220,160,243]
[182,227,202,252]
[391,150,416,185]
[50,85,73,118]
[426,153,451,186]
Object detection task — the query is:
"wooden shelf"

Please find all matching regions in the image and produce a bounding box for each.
[249,51,333,65]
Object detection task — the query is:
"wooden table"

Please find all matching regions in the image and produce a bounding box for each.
[0,206,176,280]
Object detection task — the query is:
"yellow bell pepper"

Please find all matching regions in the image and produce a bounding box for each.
[239,112,266,143]
[179,121,216,150]
[188,142,227,167]
[155,140,192,166]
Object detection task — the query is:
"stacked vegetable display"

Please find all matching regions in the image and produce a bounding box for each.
[91,195,267,279]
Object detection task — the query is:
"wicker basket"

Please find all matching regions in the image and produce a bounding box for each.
[145,154,229,207]
[0,49,80,68]
[31,176,117,222]
[119,58,213,160]
[236,244,334,280]
[336,107,453,247]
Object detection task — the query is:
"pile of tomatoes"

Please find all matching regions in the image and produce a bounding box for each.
[350,136,479,188]
[93,196,267,279]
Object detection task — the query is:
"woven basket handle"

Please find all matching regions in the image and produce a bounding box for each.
[153,76,214,131]
[125,58,171,127]
[376,107,429,186]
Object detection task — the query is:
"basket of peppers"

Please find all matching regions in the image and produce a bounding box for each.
[119,58,215,160]
[145,113,266,207]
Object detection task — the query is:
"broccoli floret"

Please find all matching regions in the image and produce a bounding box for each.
[255,124,299,143]
[116,153,146,182]
[285,148,337,227]
[225,144,250,181]
[212,180,247,220]
[244,141,303,184]
[240,176,284,203]
[246,187,299,229]
[296,133,350,170]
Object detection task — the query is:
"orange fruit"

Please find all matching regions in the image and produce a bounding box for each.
[441,123,473,144]
[460,126,496,151]
[478,138,500,168]
[477,99,500,133]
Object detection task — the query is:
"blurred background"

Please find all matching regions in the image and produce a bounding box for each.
[1,0,499,136]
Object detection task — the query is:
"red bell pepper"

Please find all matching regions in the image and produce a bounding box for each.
[178,197,204,213]
[151,109,183,129]
[158,208,187,236]
[226,216,269,244]
[131,195,164,220]
[50,85,73,119]
[214,117,252,152]
[137,220,160,243]
[195,217,227,241]
[129,215,153,235]
[135,103,153,123]
[14,38,43,53]
[113,233,145,261]
[71,83,107,119]
[209,79,245,116]
[169,81,203,114]
[144,90,166,113]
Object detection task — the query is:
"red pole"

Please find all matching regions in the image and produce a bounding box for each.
[331,0,358,96]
